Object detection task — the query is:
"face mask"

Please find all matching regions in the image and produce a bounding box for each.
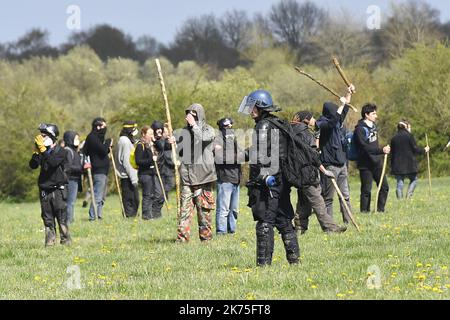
[73,137,80,147]
[132,129,139,137]
[97,127,107,135]
[43,137,53,147]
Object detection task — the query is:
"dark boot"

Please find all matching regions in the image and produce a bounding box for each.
[59,224,72,245]
[256,222,274,266]
[45,227,56,247]
[282,232,300,264]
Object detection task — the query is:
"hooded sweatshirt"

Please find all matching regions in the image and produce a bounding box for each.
[176,103,217,186]
[84,129,111,175]
[115,135,138,185]
[316,102,350,166]
[354,119,384,169]
[63,131,83,181]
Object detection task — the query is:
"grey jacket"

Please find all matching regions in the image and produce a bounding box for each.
[176,103,217,186]
[115,136,138,185]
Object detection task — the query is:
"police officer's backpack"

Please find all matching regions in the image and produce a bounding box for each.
[346,127,369,161]
[266,118,319,189]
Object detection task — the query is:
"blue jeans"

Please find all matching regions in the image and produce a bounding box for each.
[216,182,239,234]
[89,174,107,220]
[396,174,418,199]
[66,180,79,224]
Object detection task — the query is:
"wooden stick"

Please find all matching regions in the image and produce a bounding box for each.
[330,178,361,232]
[155,58,181,221]
[294,67,358,112]
[109,147,126,218]
[425,134,432,196]
[332,56,355,93]
[374,153,388,213]
[86,166,98,218]
[150,144,170,214]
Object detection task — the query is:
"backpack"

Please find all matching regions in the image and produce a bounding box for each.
[129,142,143,170]
[265,118,319,188]
[346,127,369,161]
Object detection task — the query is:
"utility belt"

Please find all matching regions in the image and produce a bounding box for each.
[40,185,65,199]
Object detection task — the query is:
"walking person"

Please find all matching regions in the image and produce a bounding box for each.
[115,121,140,218]
[135,126,165,220]
[29,123,71,246]
[390,120,430,199]
[354,104,391,213]
[83,117,113,221]
[214,117,242,235]
[291,111,347,234]
[63,131,83,224]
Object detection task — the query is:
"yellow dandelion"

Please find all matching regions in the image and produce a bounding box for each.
[111,262,117,268]
[336,293,345,298]
[311,285,318,289]
[416,262,423,268]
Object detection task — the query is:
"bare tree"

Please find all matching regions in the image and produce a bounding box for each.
[269,0,327,50]
[220,10,252,51]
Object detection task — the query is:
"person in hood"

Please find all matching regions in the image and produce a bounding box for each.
[175,103,217,243]
[291,111,347,235]
[83,117,113,221]
[29,123,71,246]
[63,131,83,224]
[214,117,243,235]
[354,103,391,213]
[316,85,355,225]
[115,121,140,218]
[152,121,176,197]
[390,120,429,199]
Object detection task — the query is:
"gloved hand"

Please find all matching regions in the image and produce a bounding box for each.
[105,139,112,148]
[34,135,47,153]
[132,182,139,189]
[322,169,335,179]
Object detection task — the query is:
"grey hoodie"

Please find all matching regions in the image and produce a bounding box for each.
[176,103,217,186]
[115,135,138,185]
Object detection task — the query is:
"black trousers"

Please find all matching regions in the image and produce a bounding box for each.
[40,188,68,229]
[359,167,389,212]
[139,174,164,219]
[120,178,140,217]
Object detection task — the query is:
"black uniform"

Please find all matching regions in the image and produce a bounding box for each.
[29,146,71,245]
[246,113,299,266]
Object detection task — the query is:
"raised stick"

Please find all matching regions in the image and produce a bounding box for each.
[332,56,355,93]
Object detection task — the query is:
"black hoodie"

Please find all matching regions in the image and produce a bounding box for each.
[354,119,384,169]
[29,146,68,191]
[84,129,111,175]
[63,131,83,181]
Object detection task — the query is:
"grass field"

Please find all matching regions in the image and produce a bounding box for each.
[0,176,449,300]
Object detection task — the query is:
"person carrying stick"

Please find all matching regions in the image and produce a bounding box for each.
[353,104,390,213]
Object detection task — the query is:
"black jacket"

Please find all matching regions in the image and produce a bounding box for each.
[214,130,242,185]
[390,129,425,175]
[317,102,350,167]
[354,120,384,169]
[29,146,68,191]
[84,131,111,175]
[63,131,83,181]
[134,142,156,176]
[154,138,175,176]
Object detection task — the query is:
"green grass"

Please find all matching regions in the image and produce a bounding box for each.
[0,176,449,300]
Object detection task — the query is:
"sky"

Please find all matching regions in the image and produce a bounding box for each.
[0,0,449,46]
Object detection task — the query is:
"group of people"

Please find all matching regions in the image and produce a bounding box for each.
[30,84,431,266]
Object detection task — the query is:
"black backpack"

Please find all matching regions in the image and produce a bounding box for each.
[266,118,320,188]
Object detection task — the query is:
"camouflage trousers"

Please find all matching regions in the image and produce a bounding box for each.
[177,183,215,242]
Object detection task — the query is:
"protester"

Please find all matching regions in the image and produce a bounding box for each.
[316,85,355,224]
[175,104,216,243]
[291,111,347,234]
[83,117,112,221]
[63,131,83,224]
[239,90,300,266]
[214,117,242,235]
[390,120,430,199]
[29,123,71,246]
[152,121,176,197]
[354,104,391,213]
[135,126,164,220]
[115,121,140,217]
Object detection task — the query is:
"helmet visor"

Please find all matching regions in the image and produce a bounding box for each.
[238,96,256,115]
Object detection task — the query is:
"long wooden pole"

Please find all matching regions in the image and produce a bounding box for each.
[150,144,170,213]
[425,134,432,196]
[330,178,361,232]
[109,147,126,218]
[332,56,355,93]
[155,58,181,220]
[86,167,98,218]
[294,67,358,112]
[374,154,388,213]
